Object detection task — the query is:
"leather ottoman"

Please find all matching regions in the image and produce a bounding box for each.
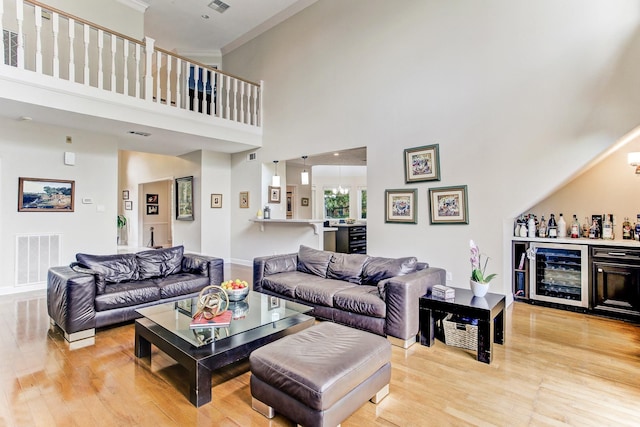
[249,322,391,427]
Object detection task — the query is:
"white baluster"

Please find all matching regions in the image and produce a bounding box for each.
[166,55,172,106]
[52,12,59,78]
[16,0,24,69]
[175,58,182,108]
[156,50,161,103]
[233,78,238,122]
[258,80,264,126]
[252,84,258,126]
[144,37,154,101]
[97,29,104,89]
[34,5,42,73]
[216,71,223,118]
[240,81,245,123]
[110,34,116,92]
[134,43,141,98]
[123,40,129,96]
[83,24,90,85]
[225,75,230,119]
[0,0,4,65]
[68,18,75,82]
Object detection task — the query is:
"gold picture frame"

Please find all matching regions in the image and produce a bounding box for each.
[239,191,249,208]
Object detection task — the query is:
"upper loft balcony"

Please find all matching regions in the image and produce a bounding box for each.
[0,0,263,156]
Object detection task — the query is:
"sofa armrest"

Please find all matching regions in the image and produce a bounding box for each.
[382,267,446,341]
[182,253,224,286]
[253,253,298,292]
[47,266,97,335]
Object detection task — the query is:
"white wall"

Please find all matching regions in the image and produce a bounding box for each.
[224,0,640,294]
[0,117,118,293]
[200,150,231,260]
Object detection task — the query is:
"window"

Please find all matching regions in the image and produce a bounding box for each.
[324,190,349,219]
[360,189,367,219]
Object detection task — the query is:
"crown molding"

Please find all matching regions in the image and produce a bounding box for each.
[116,0,149,13]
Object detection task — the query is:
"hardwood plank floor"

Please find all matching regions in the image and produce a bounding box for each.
[0,264,638,426]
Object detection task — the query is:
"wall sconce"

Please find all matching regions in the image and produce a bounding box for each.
[272,160,281,187]
[628,152,640,174]
[301,156,309,185]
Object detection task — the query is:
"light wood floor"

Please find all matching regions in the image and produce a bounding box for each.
[1,264,639,426]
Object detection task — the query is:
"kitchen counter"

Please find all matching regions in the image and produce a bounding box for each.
[512,236,640,248]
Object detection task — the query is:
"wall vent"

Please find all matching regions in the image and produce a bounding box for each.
[208,0,230,13]
[15,234,61,286]
[247,152,257,162]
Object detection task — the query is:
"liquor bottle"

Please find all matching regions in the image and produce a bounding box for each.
[582,216,590,238]
[570,215,580,238]
[557,213,567,238]
[520,218,529,237]
[602,214,614,240]
[528,215,536,238]
[547,214,558,238]
[622,217,632,240]
[635,214,640,241]
[589,219,599,239]
[263,206,271,219]
[538,215,547,238]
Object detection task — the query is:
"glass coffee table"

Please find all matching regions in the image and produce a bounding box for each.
[134,291,313,407]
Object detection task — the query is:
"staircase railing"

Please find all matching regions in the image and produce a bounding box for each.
[0,0,262,127]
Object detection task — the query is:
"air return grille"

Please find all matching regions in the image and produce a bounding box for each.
[15,234,61,286]
[208,0,230,13]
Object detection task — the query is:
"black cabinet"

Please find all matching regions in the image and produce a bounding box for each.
[512,241,530,300]
[336,225,366,254]
[591,246,640,319]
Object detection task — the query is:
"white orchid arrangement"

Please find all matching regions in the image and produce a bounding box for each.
[470,240,497,284]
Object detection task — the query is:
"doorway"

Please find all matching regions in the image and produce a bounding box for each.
[139,180,172,248]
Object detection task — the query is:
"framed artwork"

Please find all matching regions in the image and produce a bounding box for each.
[428,185,469,224]
[301,197,309,207]
[404,144,440,183]
[268,296,280,310]
[384,189,417,224]
[175,176,194,221]
[146,204,159,215]
[268,186,281,203]
[211,193,222,208]
[18,177,75,212]
[239,191,249,208]
[124,201,133,210]
[146,194,158,204]
[122,190,129,200]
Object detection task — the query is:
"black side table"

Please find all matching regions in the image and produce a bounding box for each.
[419,288,505,364]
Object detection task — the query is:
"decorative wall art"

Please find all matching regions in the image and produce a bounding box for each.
[268,186,281,203]
[211,194,222,208]
[175,176,194,221]
[124,201,133,210]
[18,177,75,212]
[146,204,159,215]
[428,185,469,224]
[239,191,249,208]
[404,144,440,183]
[122,190,129,200]
[384,189,417,224]
[301,197,309,207]
[146,194,158,204]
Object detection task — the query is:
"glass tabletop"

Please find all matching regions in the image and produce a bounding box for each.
[136,291,312,347]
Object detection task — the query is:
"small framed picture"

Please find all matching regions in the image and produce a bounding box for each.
[385,189,417,224]
[239,191,249,208]
[146,204,159,215]
[211,193,222,208]
[301,197,309,207]
[122,190,129,200]
[268,186,281,203]
[404,144,440,183]
[428,185,469,224]
[268,296,280,310]
[146,194,158,204]
[124,201,132,210]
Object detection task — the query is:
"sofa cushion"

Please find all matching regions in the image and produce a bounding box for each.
[76,253,138,285]
[262,271,323,298]
[181,254,209,275]
[136,246,184,279]
[295,279,357,307]
[333,286,386,318]
[327,253,369,285]
[361,256,418,286]
[297,245,332,278]
[94,280,160,311]
[154,273,209,299]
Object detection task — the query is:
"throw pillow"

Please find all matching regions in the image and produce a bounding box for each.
[296,245,332,278]
[75,253,138,285]
[182,254,209,275]
[136,245,184,279]
[327,253,369,284]
[361,256,418,286]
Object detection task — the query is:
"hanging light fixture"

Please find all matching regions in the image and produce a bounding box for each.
[300,156,309,185]
[272,160,281,187]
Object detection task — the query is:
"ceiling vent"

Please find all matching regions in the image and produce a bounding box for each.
[247,152,257,162]
[208,0,230,14]
[128,130,151,137]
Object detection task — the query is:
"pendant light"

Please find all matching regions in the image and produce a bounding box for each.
[272,160,280,187]
[300,155,309,185]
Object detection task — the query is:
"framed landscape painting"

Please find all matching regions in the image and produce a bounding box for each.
[18,177,75,212]
[404,144,440,183]
[175,176,194,221]
[385,189,417,224]
[428,185,468,224]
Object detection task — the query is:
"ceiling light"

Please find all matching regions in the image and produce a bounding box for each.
[201,14,210,19]
[272,160,280,187]
[301,155,309,185]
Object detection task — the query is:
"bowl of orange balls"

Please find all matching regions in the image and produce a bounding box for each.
[220,279,250,301]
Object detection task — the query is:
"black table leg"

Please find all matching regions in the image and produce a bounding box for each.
[494,308,505,345]
[419,308,434,346]
[476,317,493,364]
[134,326,151,358]
[190,362,213,407]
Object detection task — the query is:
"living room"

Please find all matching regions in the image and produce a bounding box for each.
[1,0,640,425]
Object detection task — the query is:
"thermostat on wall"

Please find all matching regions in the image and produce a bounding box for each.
[82,198,93,204]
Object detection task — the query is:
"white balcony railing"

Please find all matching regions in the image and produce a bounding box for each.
[0,0,262,127]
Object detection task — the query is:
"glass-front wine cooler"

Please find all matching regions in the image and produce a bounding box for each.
[529,242,589,308]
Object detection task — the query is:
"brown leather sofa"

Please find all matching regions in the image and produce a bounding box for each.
[47,245,223,343]
[253,245,446,348]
